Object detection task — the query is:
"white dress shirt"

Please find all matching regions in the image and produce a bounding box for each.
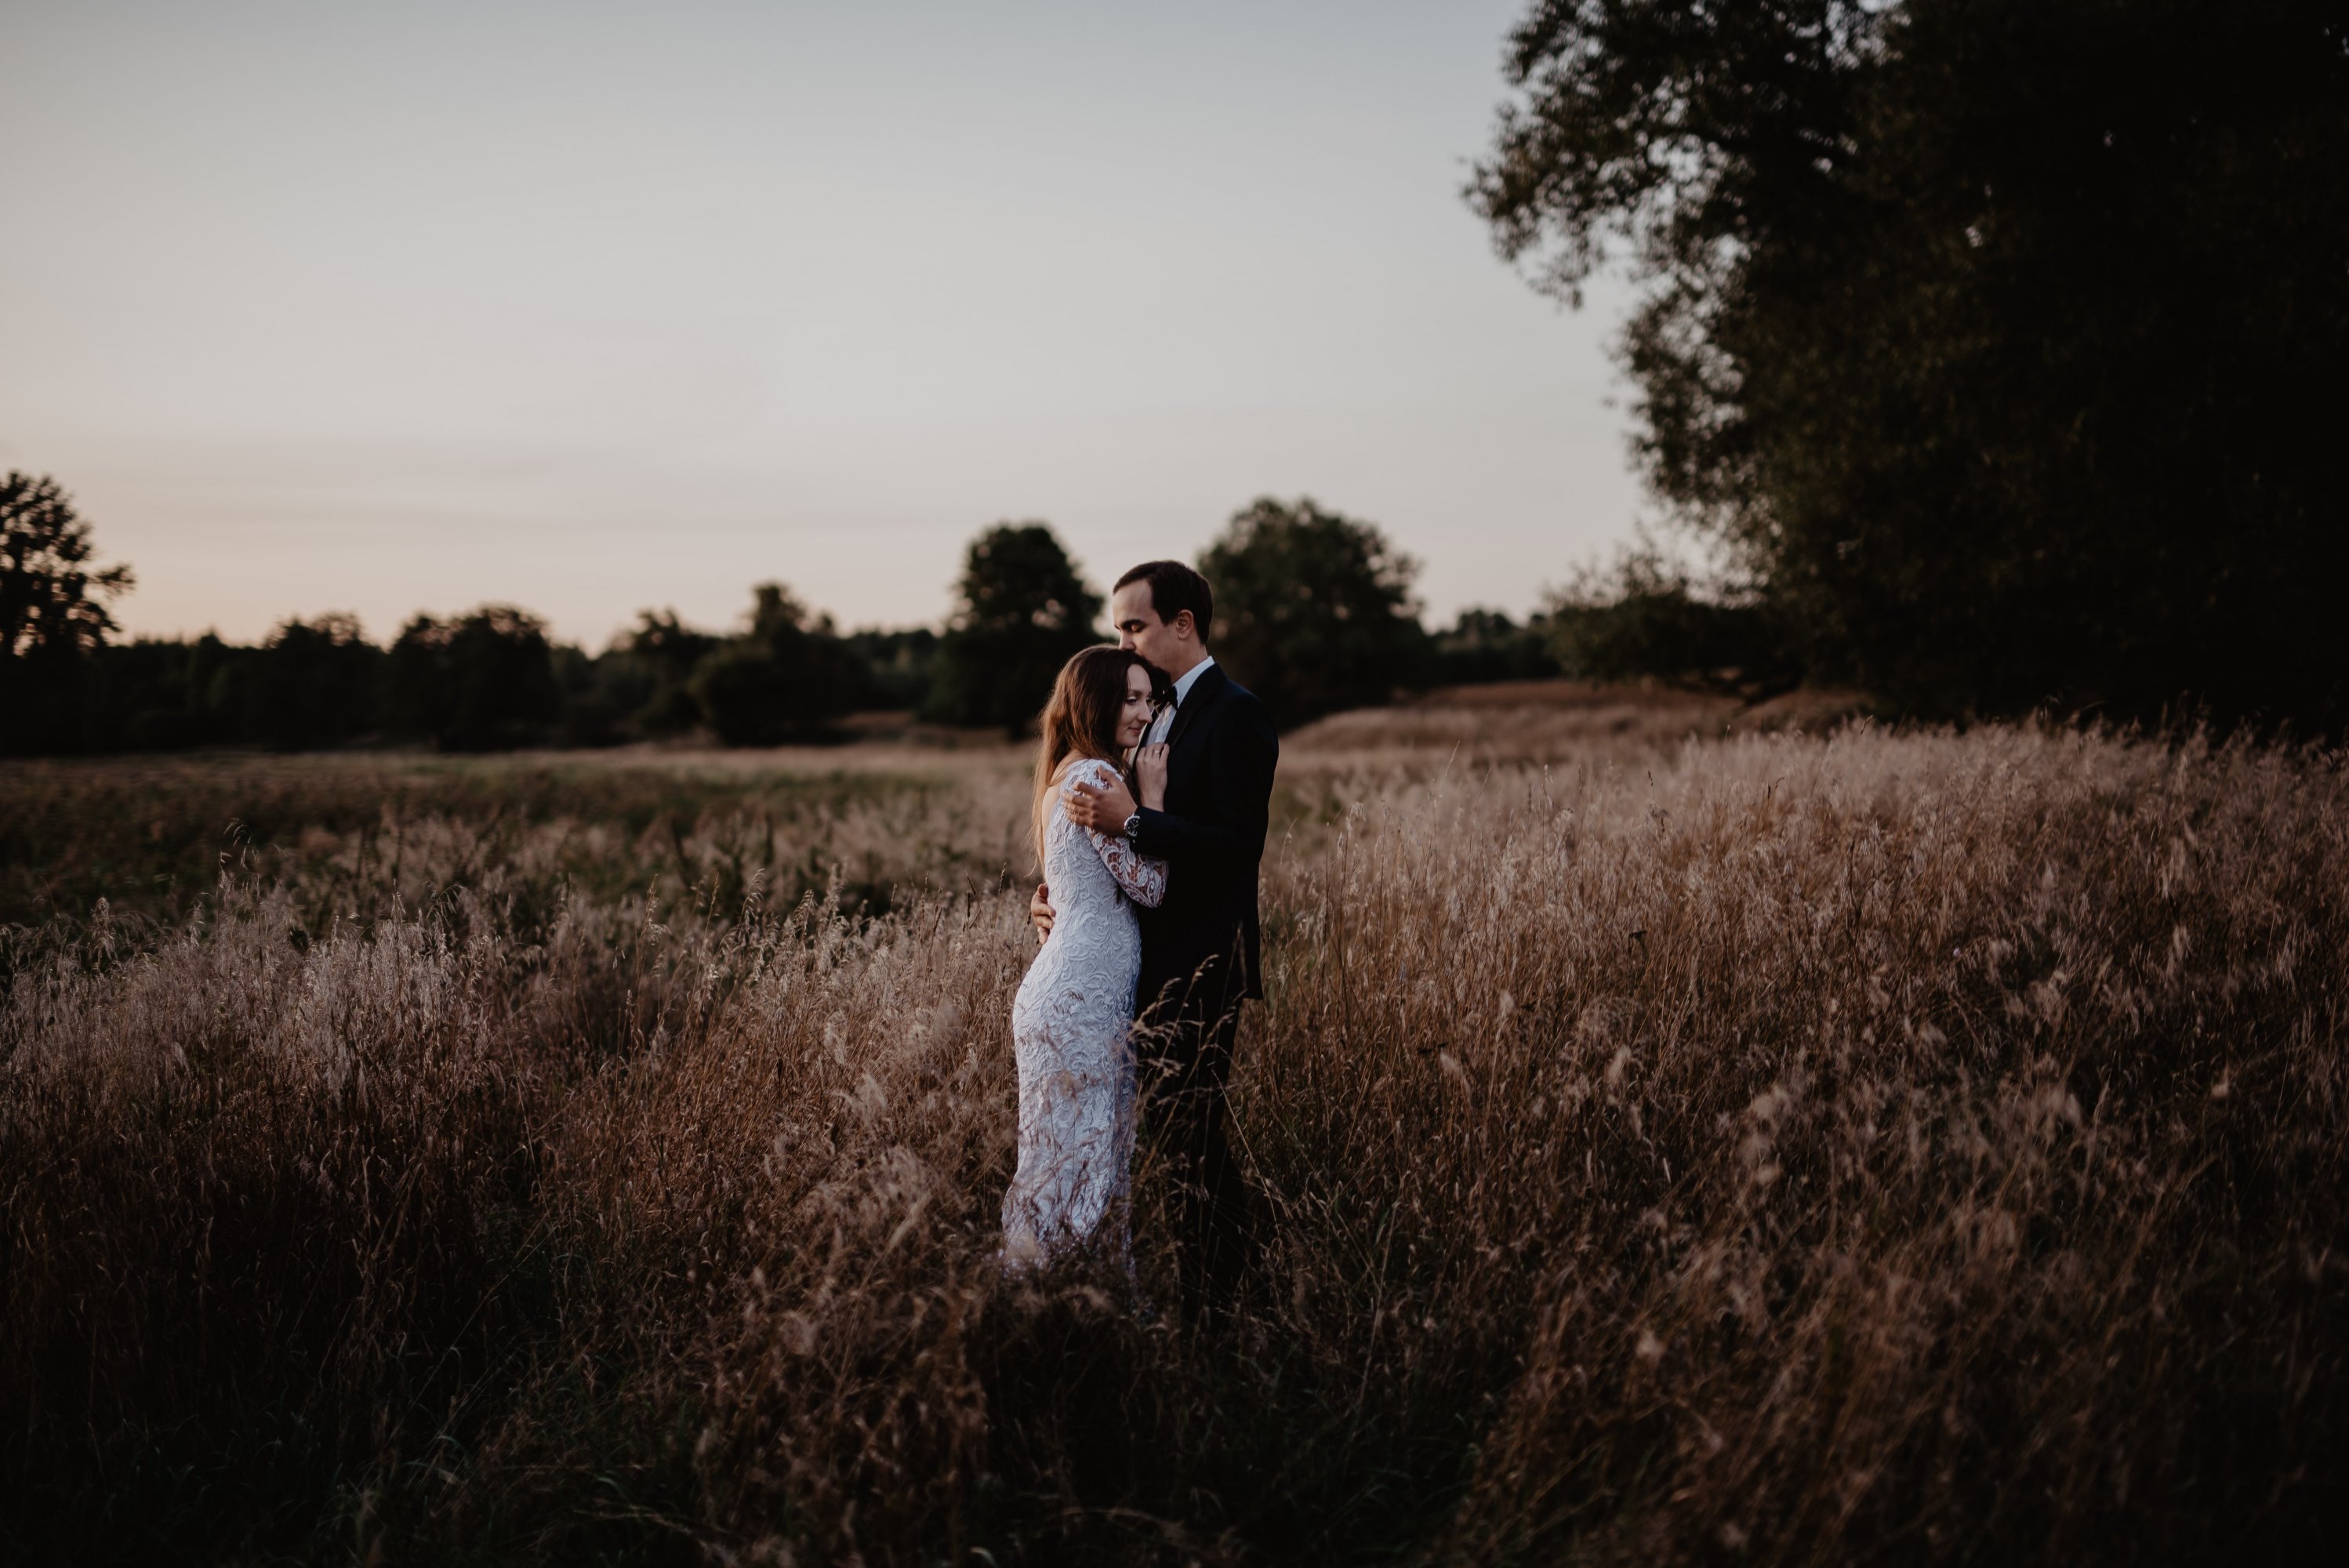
[1145,655,1215,746]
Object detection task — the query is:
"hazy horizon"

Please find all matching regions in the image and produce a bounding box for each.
[3,0,1648,651]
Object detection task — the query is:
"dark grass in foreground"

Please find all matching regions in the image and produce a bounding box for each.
[2,724,2346,1563]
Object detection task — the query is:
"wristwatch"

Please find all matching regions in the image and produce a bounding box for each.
[1123,811,1143,840]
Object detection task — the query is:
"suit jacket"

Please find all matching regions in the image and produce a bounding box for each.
[1129,662,1280,1009]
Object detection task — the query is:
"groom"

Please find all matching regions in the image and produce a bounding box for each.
[1032,559,1279,1316]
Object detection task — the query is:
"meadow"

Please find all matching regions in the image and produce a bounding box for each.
[2,688,2344,1564]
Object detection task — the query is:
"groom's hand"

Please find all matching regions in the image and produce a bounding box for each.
[1068,774,1138,833]
[1029,883,1055,946]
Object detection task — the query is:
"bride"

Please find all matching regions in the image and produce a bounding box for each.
[1001,645,1171,1270]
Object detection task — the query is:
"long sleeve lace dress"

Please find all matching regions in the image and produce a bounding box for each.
[1002,757,1167,1269]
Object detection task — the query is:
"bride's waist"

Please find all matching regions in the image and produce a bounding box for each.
[1033,908,1140,956]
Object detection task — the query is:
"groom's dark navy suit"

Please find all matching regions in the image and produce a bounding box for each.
[1127,660,1279,1313]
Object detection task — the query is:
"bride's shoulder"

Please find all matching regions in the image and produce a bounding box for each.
[1058,755,1119,789]
[1054,756,1120,800]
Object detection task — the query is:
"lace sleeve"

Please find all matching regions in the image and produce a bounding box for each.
[1064,760,1167,908]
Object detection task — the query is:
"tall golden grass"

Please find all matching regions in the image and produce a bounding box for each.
[3,718,2344,1563]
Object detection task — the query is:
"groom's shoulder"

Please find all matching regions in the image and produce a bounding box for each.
[1203,668,1276,737]
[1215,670,1264,715]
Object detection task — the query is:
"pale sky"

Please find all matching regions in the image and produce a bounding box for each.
[2,0,1647,650]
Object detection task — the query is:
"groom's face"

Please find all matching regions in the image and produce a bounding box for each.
[1111,581,1193,673]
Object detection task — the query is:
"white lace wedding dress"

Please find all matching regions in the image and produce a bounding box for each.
[1002,758,1167,1269]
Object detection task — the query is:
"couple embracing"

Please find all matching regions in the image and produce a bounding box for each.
[1000,559,1279,1317]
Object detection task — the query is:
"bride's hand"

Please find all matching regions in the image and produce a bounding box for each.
[1135,743,1170,811]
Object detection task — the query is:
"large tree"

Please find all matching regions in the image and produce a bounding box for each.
[690,583,863,746]
[387,605,560,752]
[1472,0,2349,724]
[923,523,1102,732]
[1200,497,1430,728]
[1,471,133,661]
[249,613,383,750]
[0,471,137,754]
[623,608,724,735]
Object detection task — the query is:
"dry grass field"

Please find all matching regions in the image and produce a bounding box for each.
[3,688,2344,1564]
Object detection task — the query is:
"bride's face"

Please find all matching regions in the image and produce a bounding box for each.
[1115,665,1153,747]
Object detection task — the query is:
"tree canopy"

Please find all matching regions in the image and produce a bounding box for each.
[387,606,561,752]
[249,613,384,750]
[1201,497,1429,728]
[923,523,1103,733]
[2,471,133,662]
[1472,0,2349,725]
[690,583,864,746]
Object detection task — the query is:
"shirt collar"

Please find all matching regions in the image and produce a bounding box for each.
[1171,654,1214,707]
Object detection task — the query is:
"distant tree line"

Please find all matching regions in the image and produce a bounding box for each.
[1472,0,2349,728]
[0,472,946,755]
[5,460,1853,759]
[6,472,1558,755]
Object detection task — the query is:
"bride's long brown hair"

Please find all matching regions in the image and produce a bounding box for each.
[1031,645,1166,872]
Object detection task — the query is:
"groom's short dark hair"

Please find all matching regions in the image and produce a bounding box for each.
[1115,561,1213,640]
